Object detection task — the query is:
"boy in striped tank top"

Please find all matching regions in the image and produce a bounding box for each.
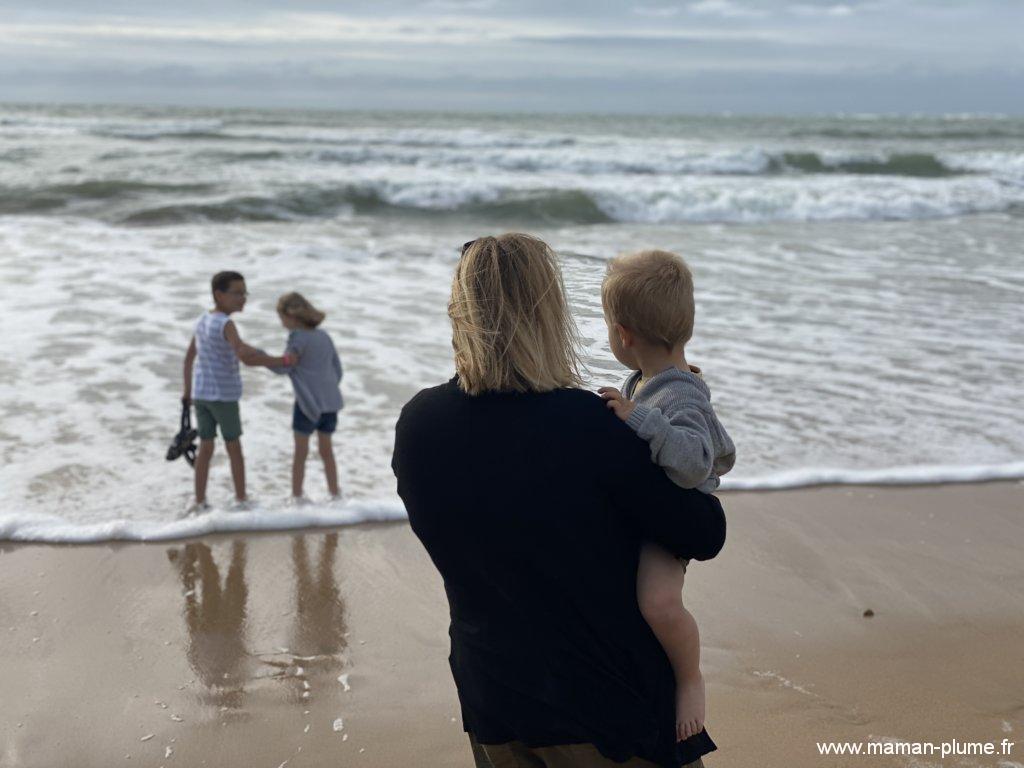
[183,271,293,513]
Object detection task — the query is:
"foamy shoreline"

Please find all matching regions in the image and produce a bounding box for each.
[2,468,1022,543]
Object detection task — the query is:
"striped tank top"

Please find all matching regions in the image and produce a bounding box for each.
[193,312,242,401]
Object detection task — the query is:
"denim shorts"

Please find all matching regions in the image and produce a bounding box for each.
[292,403,337,435]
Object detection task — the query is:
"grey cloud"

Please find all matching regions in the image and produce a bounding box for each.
[0,1,1021,113]
[687,0,770,19]
[632,6,683,18]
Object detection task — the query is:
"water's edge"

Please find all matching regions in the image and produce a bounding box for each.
[3,463,1021,543]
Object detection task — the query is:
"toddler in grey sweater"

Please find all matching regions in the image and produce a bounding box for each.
[620,365,735,494]
[599,249,734,745]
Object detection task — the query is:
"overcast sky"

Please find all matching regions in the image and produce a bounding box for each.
[1,0,1021,114]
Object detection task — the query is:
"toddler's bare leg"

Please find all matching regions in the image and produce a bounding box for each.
[223,439,247,502]
[317,432,340,497]
[637,542,705,742]
[292,433,310,497]
[194,439,215,505]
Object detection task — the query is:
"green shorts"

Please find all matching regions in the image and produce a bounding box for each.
[194,400,242,442]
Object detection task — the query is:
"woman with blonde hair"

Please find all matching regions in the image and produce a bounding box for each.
[392,234,725,768]
[273,292,343,500]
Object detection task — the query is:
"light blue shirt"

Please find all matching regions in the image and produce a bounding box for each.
[272,327,343,421]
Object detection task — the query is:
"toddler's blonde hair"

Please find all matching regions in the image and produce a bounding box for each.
[449,233,582,395]
[277,292,326,328]
[601,249,695,350]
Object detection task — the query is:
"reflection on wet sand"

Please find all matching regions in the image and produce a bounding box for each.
[263,533,350,703]
[291,533,347,658]
[168,541,250,708]
[168,534,349,710]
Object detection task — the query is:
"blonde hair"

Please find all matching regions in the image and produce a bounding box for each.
[277,292,326,328]
[449,233,583,395]
[601,249,695,350]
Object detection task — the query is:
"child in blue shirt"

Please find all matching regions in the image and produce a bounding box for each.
[273,292,344,501]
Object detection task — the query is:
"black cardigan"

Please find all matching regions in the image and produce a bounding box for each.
[392,378,726,767]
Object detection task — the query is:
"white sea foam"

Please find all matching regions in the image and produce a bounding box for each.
[2,464,1022,542]
[0,499,407,543]
[723,462,1024,491]
[584,175,1023,224]
[0,212,1021,542]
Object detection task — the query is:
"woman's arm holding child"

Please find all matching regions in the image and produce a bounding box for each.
[595,407,726,561]
[632,405,716,489]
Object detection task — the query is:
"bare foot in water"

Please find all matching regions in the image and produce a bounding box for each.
[676,671,706,742]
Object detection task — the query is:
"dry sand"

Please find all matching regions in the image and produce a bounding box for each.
[1,482,1022,768]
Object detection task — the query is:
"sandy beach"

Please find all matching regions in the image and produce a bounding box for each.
[1,482,1022,768]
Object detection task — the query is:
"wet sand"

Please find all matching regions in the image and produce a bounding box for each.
[1,482,1022,768]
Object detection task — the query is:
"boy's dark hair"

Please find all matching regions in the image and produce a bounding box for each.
[211,271,245,295]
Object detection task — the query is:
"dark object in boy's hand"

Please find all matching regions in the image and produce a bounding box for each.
[167,398,198,467]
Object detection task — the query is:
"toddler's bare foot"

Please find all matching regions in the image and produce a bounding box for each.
[675,671,706,742]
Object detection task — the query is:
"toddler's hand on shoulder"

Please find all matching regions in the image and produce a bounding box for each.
[598,387,636,422]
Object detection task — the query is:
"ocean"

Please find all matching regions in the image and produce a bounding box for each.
[1,103,1022,542]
